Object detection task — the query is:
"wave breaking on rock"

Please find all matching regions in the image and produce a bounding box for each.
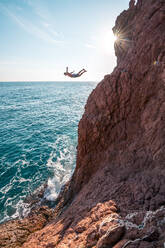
[0,0,165,247]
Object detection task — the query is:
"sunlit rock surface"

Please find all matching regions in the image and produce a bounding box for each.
[0,0,165,247]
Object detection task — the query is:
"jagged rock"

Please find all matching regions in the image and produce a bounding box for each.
[1,0,165,247]
[143,227,159,242]
[98,214,124,237]
[96,224,125,248]
[113,239,130,248]
[0,206,53,248]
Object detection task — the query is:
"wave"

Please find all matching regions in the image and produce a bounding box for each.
[0,81,97,224]
[44,135,76,201]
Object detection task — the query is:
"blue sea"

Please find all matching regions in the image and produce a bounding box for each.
[0,81,97,224]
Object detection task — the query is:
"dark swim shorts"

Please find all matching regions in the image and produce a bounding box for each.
[71,74,79,78]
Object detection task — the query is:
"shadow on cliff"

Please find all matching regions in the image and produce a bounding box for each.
[0,0,165,247]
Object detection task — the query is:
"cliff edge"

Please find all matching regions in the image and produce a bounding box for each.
[0,0,165,247]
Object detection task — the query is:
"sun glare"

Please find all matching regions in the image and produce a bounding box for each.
[100,30,117,54]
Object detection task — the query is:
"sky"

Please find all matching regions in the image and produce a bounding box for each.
[0,0,130,82]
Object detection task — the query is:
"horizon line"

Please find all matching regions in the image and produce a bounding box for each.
[0,80,98,83]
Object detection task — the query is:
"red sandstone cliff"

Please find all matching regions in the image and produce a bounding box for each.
[0,0,165,247]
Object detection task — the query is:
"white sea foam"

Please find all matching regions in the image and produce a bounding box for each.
[2,198,31,223]
[0,81,96,224]
[0,157,33,224]
[44,135,76,201]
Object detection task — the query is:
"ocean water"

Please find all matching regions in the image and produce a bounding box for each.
[0,81,97,224]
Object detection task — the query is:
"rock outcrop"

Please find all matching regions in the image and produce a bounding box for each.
[0,0,165,247]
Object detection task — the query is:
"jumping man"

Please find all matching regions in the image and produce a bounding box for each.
[64,67,87,78]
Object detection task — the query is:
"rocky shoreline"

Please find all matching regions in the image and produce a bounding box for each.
[0,0,165,247]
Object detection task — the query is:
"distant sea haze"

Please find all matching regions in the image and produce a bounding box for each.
[0,81,97,223]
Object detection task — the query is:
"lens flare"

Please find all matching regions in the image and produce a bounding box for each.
[100,30,118,54]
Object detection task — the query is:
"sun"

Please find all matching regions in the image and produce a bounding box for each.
[100,29,118,54]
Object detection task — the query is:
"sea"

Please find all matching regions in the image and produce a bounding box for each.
[0,81,97,224]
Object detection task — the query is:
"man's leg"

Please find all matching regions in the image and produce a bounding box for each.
[78,69,87,75]
[79,71,86,76]
[78,69,84,74]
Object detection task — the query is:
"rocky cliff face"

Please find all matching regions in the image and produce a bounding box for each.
[71,0,165,198]
[0,0,165,247]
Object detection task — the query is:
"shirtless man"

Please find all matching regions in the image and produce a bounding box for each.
[64,67,87,78]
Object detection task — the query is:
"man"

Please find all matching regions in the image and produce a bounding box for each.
[64,67,87,78]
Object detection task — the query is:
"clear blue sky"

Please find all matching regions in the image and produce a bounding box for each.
[0,0,130,81]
